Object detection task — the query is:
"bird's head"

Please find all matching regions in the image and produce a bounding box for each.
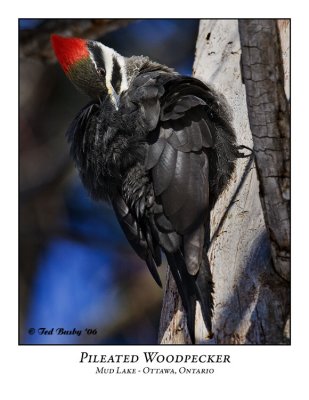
[51,34,128,107]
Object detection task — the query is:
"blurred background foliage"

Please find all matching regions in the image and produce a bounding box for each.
[19,18,200,344]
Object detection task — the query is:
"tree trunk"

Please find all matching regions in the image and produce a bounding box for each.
[238,19,290,282]
[158,19,290,345]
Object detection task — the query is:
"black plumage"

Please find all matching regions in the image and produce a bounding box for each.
[54,37,238,343]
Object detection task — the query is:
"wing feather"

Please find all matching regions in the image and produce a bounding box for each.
[152,142,177,195]
[145,137,165,170]
[112,195,162,287]
[160,151,190,216]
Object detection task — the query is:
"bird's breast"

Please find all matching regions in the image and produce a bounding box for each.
[76,122,146,201]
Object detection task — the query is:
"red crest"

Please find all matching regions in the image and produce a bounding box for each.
[51,34,89,73]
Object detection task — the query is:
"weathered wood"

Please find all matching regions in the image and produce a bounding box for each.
[277,20,290,100]
[238,20,290,281]
[159,19,290,345]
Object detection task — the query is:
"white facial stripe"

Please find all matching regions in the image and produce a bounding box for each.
[96,43,114,88]
[116,55,128,93]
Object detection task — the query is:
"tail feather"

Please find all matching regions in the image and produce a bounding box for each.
[194,250,214,335]
[166,249,214,343]
[165,252,196,343]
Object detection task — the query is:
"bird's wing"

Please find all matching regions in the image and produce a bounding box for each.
[125,73,214,236]
[112,194,162,287]
[144,76,217,339]
[145,76,214,246]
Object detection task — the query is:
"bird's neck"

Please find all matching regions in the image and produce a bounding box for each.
[124,55,150,85]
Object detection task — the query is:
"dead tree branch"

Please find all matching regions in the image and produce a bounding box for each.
[20,19,133,62]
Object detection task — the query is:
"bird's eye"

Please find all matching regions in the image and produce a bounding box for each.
[97,67,106,77]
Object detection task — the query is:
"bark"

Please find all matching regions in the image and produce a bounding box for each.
[20,19,133,62]
[159,20,290,345]
[238,19,290,281]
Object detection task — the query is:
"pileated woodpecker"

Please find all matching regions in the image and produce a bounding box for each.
[51,34,238,343]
